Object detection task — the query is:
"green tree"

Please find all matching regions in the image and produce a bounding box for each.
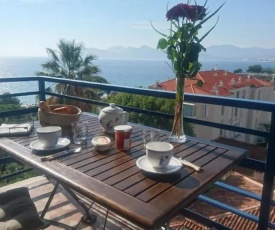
[105,93,195,136]
[233,68,243,73]
[262,67,273,74]
[0,93,22,124]
[0,93,20,105]
[247,65,263,73]
[36,39,108,111]
[0,94,38,185]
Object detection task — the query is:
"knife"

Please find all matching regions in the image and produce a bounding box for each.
[40,147,81,162]
[179,158,202,172]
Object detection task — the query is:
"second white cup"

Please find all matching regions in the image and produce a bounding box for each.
[146,141,174,168]
[37,126,62,148]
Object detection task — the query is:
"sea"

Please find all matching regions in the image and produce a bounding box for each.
[0,57,274,105]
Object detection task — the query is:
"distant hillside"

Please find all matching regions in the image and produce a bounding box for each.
[200,45,275,61]
[86,45,275,61]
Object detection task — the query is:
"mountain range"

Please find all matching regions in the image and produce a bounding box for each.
[86,45,275,61]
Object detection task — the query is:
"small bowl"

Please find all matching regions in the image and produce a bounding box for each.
[92,136,111,152]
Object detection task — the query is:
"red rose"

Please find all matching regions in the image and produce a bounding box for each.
[166,4,189,21]
[166,3,206,21]
[188,5,206,21]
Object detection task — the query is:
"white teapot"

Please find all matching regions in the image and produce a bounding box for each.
[97,103,129,133]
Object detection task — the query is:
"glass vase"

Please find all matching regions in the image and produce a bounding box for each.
[169,77,186,143]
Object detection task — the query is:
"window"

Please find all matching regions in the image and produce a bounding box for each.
[231,123,241,138]
[242,90,246,99]
[221,106,224,115]
[184,103,196,117]
[258,90,261,100]
[201,105,208,117]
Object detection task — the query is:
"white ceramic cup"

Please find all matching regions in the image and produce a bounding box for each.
[37,126,62,148]
[146,141,174,168]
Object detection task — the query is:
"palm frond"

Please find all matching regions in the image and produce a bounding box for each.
[37,38,107,108]
[46,48,60,63]
[36,71,53,77]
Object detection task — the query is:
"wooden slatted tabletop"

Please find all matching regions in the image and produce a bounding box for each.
[0,113,248,229]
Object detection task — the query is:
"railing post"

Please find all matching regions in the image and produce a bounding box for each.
[38,77,46,102]
[258,112,275,230]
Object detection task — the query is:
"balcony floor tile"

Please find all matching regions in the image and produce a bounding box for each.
[0,176,143,229]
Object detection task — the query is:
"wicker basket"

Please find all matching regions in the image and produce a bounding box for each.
[38,104,81,137]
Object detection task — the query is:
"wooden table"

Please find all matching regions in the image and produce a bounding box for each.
[0,113,248,229]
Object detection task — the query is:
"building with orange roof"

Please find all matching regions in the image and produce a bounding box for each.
[149,70,275,143]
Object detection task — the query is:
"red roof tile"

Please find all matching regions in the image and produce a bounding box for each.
[211,205,275,230]
[149,70,273,97]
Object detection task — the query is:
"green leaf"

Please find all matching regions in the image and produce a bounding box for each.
[167,36,174,46]
[185,43,198,64]
[157,38,168,50]
[182,59,189,71]
[180,26,189,40]
[200,44,206,52]
[167,46,172,60]
[173,60,179,72]
[197,80,204,87]
[188,62,201,78]
[171,48,178,63]
[180,42,187,53]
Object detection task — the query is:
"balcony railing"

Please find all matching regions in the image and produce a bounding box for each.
[0,76,274,230]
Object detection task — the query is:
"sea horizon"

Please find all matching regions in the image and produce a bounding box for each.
[0,57,274,105]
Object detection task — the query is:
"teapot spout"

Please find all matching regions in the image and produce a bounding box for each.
[97,107,102,113]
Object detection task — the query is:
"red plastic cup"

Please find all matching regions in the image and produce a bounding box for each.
[114,125,132,150]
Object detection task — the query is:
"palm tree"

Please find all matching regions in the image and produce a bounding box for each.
[36,39,108,111]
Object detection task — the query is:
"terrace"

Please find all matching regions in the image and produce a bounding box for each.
[0,76,274,230]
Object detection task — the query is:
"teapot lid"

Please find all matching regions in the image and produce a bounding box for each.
[102,103,123,113]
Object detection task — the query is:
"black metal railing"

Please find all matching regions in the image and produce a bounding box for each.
[0,76,274,229]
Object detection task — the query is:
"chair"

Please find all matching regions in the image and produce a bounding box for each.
[0,187,75,230]
[0,187,44,230]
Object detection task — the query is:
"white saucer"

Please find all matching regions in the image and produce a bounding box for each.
[136,156,182,174]
[30,138,71,151]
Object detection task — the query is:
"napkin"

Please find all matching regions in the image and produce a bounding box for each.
[0,122,33,136]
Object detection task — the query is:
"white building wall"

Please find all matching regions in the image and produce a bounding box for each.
[192,86,274,144]
[192,103,220,140]
[247,86,273,144]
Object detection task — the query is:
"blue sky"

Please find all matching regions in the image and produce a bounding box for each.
[0,0,274,57]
